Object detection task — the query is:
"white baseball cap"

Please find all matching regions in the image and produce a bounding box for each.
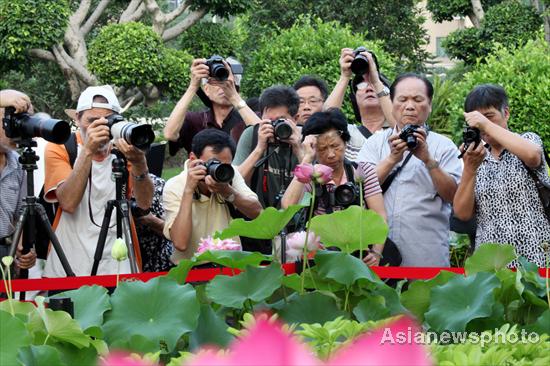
[76,85,121,113]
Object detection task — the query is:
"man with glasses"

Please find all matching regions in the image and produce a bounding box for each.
[293,76,329,126]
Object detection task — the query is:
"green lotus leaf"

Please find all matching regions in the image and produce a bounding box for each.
[18,345,63,366]
[54,285,111,331]
[282,271,345,293]
[195,250,270,270]
[189,305,234,350]
[166,258,196,284]
[525,309,550,335]
[353,295,391,322]
[277,291,347,324]
[465,243,516,275]
[110,334,159,354]
[103,276,200,352]
[0,299,35,317]
[314,250,380,287]
[215,204,306,239]
[310,206,388,253]
[400,270,458,322]
[1,310,32,366]
[425,272,501,332]
[205,263,283,309]
[40,308,90,348]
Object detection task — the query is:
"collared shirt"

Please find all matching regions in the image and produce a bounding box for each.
[358,127,463,267]
[163,159,258,263]
[0,150,26,238]
[168,109,246,155]
[474,132,550,267]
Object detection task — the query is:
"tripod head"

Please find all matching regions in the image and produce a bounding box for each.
[110,148,128,181]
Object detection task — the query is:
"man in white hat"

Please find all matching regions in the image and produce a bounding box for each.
[42,85,153,278]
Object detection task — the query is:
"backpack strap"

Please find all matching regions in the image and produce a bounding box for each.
[381,152,413,193]
[357,125,372,140]
[64,132,78,168]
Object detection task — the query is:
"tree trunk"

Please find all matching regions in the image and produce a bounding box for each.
[470,0,485,26]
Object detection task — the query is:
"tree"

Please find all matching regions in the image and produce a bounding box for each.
[0,0,252,106]
[426,0,501,27]
[242,0,428,71]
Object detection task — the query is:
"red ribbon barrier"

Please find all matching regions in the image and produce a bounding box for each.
[1,264,548,293]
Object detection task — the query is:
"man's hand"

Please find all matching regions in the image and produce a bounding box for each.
[461,141,486,172]
[84,118,111,155]
[339,48,354,79]
[190,58,210,88]
[363,251,381,266]
[0,89,33,113]
[411,128,431,163]
[388,133,408,164]
[204,175,233,198]
[362,51,383,91]
[301,135,317,164]
[282,120,302,150]
[116,139,147,166]
[256,120,275,152]
[463,111,490,132]
[184,159,207,195]
[16,243,36,270]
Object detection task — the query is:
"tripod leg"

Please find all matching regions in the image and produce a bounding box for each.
[91,201,115,276]
[7,206,27,261]
[118,201,139,273]
[35,205,75,277]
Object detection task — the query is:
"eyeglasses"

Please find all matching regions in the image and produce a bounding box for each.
[299,97,324,106]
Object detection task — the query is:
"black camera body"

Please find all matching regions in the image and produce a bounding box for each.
[334,182,361,207]
[458,126,482,159]
[206,55,229,81]
[130,199,151,219]
[106,114,155,150]
[203,158,234,183]
[271,118,293,142]
[399,124,420,149]
[2,107,70,144]
[351,47,379,75]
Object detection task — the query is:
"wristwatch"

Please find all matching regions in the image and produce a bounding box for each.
[425,160,440,171]
[225,193,236,203]
[234,99,247,111]
[376,86,390,98]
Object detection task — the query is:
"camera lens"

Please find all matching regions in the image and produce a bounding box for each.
[334,183,358,206]
[211,63,229,81]
[351,55,369,75]
[206,160,235,183]
[111,121,155,150]
[406,135,417,149]
[273,120,292,140]
[18,114,71,144]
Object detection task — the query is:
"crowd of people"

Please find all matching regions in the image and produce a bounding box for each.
[1,48,549,283]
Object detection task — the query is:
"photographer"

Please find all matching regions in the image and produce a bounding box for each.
[0,89,37,270]
[233,86,303,208]
[358,73,462,267]
[324,48,395,162]
[454,84,549,267]
[293,76,329,126]
[281,109,386,265]
[163,129,261,262]
[42,85,153,277]
[163,57,260,156]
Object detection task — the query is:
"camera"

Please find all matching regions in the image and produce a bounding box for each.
[107,114,155,150]
[130,199,151,219]
[351,47,379,75]
[334,182,361,207]
[203,158,234,183]
[2,107,71,144]
[271,118,293,142]
[399,124,420,149]
[206,55,229,81]
[458,126,481,159]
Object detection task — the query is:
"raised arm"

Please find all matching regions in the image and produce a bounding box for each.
[324,48,353,111]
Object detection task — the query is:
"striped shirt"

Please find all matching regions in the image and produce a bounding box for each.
[0,150,26,238]
[305,161,381,216]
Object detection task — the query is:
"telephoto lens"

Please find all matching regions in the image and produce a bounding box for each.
[334,182,360,207]
[107,114,155,150]
[2,107,71,144]
[351,46,369,75]
[204,159,234,183]
[271,119,293,141]
[398,124,420,149]
[206,55,229,81]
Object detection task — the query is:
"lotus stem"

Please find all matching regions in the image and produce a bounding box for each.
[301,185,316,294]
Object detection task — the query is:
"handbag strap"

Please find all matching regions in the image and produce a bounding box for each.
[381,152,414,193]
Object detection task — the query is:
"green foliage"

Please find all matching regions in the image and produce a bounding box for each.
[446,36,550,150]
[18,345,64,366]
[188,0,251,18]
[0,310,32,365]
[178,21,243,59]
[157,47,193,98]
[56,286,111,331]
[314,251,380,287]
[277,292,347,325]
[189,305,234,350]
[426,0,501,22]
[443,1,543,64]
[195,250,270,269]
[465,243,516,274]
[0,0,69,63]
[242,17,396,99]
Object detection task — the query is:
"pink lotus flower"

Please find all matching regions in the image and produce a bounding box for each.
[186,315,433,366]
[286,231,322,260]
[196,236,242,255]
[294,163,333,184]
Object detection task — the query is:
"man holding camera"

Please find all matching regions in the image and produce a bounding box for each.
[233,86,303,208]
[42,85,153,277]
[164,57,259,156]
[324,48,395,162]
[163,129,262,262]
[454,84,549,267]
[0,89,37,271]
[358,73,462,267]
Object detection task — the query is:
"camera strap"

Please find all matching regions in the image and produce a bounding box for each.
[381,152,413,193]
[522,148,550,221]
[357,125,372,140]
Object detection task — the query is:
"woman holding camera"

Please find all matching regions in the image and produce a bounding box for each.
[281,109,386,265]
[453,84,550,267]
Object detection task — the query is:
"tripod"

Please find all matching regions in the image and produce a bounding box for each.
[5,140,75,289]
[90,149,139,275]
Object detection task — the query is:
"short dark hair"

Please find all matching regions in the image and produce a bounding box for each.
[191,129,236,158]
[259,85,300,117]
[301,108,351,142]
[293,76,329,100]
[464,84,508,113]
[390,72,434,102]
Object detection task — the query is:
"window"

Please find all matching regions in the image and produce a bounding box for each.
[436,37,447,58]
